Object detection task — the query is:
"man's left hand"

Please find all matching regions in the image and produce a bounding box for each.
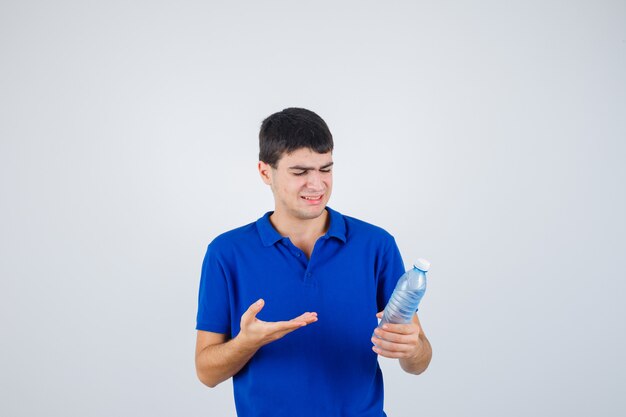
[371,311,425,360]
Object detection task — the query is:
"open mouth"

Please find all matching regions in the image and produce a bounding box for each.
[301,195,323,201]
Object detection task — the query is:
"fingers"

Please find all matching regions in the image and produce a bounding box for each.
[267,320,307,334]
[241,299,265,325]
[371,331,420,359]
[263,317,315,340]
[378,322,419,335]
[275,312,318,332]
[371,319,422,359]
[242,299,317,329]
[372,343,414,359]
[372,335,413,355]
[372,327,414,344]
[291,312,318,325]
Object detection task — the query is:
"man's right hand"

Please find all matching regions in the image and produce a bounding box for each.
[195,299,317,388]
[236,298,318,349]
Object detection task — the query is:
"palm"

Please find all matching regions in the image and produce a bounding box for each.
[240,299,317,346]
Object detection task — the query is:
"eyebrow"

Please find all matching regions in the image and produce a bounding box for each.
[288,162,334,171]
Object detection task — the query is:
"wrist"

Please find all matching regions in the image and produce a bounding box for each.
[233,331,263,353]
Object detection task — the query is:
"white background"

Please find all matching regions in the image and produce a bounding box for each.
[1,1,625,416]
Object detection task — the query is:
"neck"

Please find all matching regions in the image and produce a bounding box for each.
[269,209,329,241]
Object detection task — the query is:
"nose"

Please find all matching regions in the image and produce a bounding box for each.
[306,171,324,190]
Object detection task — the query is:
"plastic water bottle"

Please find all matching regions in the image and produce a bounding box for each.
[378,259,430,327]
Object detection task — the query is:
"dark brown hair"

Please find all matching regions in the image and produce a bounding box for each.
[259,108,334,167]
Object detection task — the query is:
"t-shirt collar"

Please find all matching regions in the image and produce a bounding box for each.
[256,206,347,247]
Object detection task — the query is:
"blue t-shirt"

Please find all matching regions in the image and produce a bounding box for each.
[196,207,405,417]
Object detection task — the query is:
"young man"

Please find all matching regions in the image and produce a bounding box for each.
[195,108,432,417]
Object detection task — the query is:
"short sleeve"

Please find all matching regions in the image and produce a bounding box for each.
[196,243,231,335]
[376,236,406,312]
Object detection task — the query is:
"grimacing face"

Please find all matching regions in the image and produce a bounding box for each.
[258,148,333,221]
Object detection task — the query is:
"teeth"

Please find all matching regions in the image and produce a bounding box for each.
[303,195,321,200]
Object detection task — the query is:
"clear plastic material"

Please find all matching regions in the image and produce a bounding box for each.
[378,260,429,327]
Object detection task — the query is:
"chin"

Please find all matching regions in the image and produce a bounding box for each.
[296,205,327,220]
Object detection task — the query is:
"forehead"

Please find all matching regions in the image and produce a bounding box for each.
[275,148,333,168]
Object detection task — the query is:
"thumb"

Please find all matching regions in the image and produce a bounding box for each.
[376,311,383,319]
[241,298,264,324]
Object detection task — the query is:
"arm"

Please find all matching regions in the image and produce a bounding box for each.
[195,330,256,388]
[372,312,432,375]
[195,299,318,387]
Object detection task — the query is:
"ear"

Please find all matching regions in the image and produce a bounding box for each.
[258,161,273,185]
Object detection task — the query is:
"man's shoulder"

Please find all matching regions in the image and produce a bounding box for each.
[208,220,260,250]
[339,211,396,242]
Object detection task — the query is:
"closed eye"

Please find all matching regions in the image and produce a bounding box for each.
[289,163,333,176]
[293,169,331,176]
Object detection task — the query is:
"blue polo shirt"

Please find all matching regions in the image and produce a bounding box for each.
[196,207,405,417]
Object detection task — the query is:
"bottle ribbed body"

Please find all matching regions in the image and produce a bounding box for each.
[379,267,427,326]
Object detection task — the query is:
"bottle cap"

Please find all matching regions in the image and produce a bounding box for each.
[413,258,431,272]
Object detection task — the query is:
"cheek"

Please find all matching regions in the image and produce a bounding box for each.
[282,180,304,195]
